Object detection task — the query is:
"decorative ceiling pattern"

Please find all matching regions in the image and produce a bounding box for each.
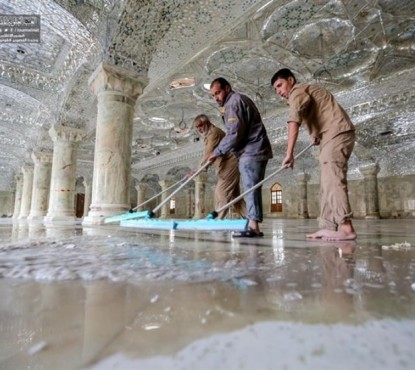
[0,0,414,191]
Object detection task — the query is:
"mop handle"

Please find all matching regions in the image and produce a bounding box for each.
[132,176,187,211]
[212,143,314,216]
[151,160,212,214]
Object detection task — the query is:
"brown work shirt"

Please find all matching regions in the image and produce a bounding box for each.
[201,125,235,176]
[287,83,355,146]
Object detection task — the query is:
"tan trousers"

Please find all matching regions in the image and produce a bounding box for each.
[216,157,246,219]
[318,131,355,230]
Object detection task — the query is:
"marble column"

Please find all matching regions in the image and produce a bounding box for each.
[185,188,193,218]
[296,172,310,219]
[12,173,23,219]
[83,177,92,219]
[193,173,207,219]
[135,183,146,211]
[158,180,172,219]
[83,63,148,225]
[18,165,34,219]
[44,125,86,224]
[359,163,380,219]
[28,152,53,220]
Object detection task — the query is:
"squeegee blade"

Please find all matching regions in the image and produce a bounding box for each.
[174,219,248,231]
[120,218,177,230]
[104,210,153,223]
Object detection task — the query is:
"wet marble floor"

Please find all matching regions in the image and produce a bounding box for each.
[0,218,414,370]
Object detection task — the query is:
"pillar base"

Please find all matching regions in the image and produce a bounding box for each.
[82,205,130,225]
[82,215,106,226]
[364,214,380,220]
[27,214,47,221]
[44,215,76,226]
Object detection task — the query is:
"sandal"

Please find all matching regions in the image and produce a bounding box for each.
[232,229,264,238]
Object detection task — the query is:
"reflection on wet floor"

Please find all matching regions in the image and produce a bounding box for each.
[0,218,414,369]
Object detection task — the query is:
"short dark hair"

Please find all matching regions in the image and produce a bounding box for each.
[210,77,231,89]
[270,68,297,86]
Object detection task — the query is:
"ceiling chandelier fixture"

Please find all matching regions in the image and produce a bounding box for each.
[169,77,195,90]
[174,108,190,134]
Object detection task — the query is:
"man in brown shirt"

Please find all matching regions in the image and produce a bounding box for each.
[271,68,356,241]
[193,114,246,219]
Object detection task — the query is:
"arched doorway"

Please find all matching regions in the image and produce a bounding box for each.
[169,196,176,214]
[271,183,283,213]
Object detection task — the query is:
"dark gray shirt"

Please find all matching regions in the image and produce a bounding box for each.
[213,91,273,161]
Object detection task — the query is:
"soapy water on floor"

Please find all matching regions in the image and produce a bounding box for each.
[1,219,415,313]
[0,234,256,283]
[1,220,415,370]
[0,229,414,300]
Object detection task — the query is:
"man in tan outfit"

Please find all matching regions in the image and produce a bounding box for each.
[193,114,246,219]
[271,68,356,241]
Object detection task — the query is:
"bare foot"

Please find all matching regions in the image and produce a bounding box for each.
[306,229,332,239]
[307,221,356,241]
[306,229,356,241]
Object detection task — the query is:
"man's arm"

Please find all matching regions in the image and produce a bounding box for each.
[282,121,300,168]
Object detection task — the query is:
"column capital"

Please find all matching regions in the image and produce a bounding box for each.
[194,173,208,183]
[295,172,310,183]
[82,176,92,188]
[359,163,379,177]
[21,165,34,175]
[135,183,147,192]
[49,125,87,143]
[158,180,173,188]
[31,151,53,164]
[88,62,148,100]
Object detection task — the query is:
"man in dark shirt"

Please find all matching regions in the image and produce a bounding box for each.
[208,78,273,237]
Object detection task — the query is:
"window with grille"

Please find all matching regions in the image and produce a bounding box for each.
[271,183,283,212]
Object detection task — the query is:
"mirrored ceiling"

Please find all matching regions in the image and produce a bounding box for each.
[0,0,414,190]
